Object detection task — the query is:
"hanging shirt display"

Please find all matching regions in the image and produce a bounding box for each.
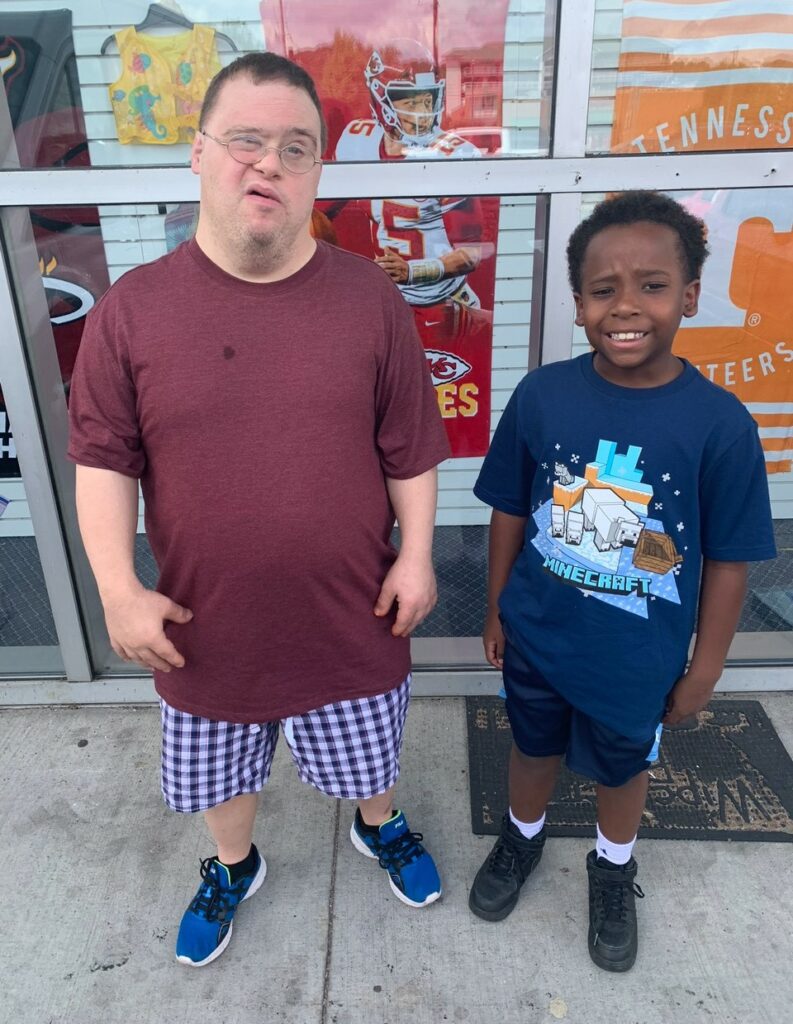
[108,25,220,144]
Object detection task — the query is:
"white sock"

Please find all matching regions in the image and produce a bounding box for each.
[596,824,636,865]
[509,808,546,840]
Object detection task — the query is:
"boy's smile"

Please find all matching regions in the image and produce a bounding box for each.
[574,221,700,388]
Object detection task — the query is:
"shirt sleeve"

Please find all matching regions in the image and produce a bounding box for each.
[374,285,450,479]
[700,423,776,562]
[473,380,536,517]
[67,292,146,479]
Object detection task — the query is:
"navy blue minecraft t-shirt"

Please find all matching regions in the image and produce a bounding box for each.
[474,354,776,740]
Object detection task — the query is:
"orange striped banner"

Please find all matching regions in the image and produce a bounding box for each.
[611,1,793,154]
[611,4,793,478]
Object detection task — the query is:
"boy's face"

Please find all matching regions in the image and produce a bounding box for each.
[573,221,700,388]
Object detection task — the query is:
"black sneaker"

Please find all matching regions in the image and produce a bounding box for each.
[469,814,546,921]
[586,851,645,972]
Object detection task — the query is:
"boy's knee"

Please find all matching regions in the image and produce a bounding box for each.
[595,766,650,792]
[512,745,563,770]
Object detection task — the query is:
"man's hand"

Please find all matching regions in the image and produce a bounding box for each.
[102,584,193,672]
[663,671,718,726]
[373,553,437,637]
[483,607,505,669]
[375,247,410,283]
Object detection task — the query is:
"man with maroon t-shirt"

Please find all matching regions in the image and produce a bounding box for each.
[68,54,450,968]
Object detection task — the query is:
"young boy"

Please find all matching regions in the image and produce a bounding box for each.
[469,191,776,972]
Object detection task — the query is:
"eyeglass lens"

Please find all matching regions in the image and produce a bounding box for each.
[226,137,316,173]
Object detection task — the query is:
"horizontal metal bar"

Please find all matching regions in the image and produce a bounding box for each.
[413,665,793,696]
[0,663,790,705]
[0,150,790,204]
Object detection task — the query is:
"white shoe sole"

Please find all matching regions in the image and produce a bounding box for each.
[349,821,441,909]
[176,856,267,967]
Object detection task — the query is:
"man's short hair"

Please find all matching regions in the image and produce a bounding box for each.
[566,190,710,293]
[199,52,327,153]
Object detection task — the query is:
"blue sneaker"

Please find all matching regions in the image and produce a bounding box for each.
[175,846,266,966]
[350,809,441,908]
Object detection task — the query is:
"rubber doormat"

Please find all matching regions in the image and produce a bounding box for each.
[466,698,793,841]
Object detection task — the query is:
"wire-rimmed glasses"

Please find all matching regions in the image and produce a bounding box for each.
[201,131,320,174]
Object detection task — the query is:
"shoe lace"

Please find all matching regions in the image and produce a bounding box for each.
[188,858,238,923]
[595,874,645,924]
[377,830,426,872]
[486,834,522,880]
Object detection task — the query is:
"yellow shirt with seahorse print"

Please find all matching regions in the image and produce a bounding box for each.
[109,25,221,145]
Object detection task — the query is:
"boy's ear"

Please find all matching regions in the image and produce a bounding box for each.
[573,293,585,326]
[682,279,701,319]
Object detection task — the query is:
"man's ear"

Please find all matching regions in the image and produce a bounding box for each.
[682,279,701,319]
[573,293,584,326]
[190,130,204,174]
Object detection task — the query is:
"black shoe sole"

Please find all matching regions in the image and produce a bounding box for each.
[468,887,519,922]
[588,931,637,973]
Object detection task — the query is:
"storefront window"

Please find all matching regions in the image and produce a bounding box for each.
[0,386,64,674]
[572,188,793,654]
[1,189,540,672]
[2,2,790,686]
[587,0,793,156]
[0,1,556,171]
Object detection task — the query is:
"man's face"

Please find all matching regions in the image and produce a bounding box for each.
[391,91,436,137]
[574,221,700,387]
[191,76,322,264]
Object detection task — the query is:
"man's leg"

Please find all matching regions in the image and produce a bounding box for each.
[283,675,442,908]
[351,774,442,908]
[161,701,275,967]
[205,792,259,863]
[357,785,395,826]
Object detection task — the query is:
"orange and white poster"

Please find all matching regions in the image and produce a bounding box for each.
[260,0,509,458]
[611,0,793,155]
[612,1,793,475]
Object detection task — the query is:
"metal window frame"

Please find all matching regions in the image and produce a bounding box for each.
[0,216,92,679]
[0,149,789,203]
[1,0,791,696]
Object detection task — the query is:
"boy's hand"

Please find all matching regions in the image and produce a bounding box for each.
[483,608,505,669]
[663,671,718,726]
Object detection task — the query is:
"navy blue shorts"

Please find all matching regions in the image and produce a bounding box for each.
[502,639,662,788]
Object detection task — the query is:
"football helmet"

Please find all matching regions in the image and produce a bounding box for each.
[365,41,445,147]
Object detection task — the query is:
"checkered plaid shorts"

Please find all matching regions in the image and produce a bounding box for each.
[160,675,412,813]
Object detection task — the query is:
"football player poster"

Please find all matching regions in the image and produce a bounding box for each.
[610,0,793,476]
[260,0,511,458]
[1,9,111,479]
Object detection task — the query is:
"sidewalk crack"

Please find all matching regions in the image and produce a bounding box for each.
[320,798,341,1024]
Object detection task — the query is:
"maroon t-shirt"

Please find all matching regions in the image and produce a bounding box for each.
[68,240,450,722]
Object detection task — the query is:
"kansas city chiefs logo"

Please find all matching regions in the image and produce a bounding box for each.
[425,349,472,386]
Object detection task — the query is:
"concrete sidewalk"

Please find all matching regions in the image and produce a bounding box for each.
[2,695,792,1024]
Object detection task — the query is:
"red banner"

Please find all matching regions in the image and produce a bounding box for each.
[261,1,510,457]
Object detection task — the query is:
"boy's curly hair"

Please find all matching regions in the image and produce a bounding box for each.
[566,190,709,293]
